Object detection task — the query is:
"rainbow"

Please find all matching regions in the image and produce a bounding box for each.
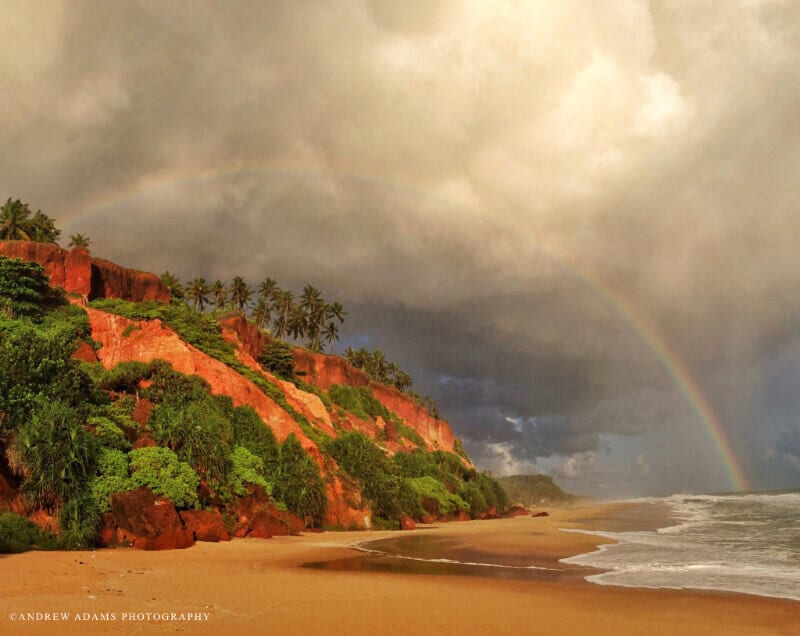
[61,163,750,492]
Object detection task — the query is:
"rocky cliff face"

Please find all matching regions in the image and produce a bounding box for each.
[86,307,371,529]
[4,243,468,537]
[0,241,169,302]
[294,349,467,462]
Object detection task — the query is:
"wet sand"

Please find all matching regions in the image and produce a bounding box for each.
[1,503,798,635]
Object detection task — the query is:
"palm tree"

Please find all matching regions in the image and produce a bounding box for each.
[0,198,32,240]
[230,276,252,311]
[67,233,91,249]
[287,304,307,341]
[344,347,358,366]
[252,298,271,330]
[393,370,414,392]
[188,278,210,311]
[258,277,279,302]
[160,270,184,302]
[322,321,339,353]
[0,199,60,243]
[371,349,389,383]
[210,280,227,309]
[354,347,371,372]
[29,211,60,243]
[326,301,347,324]
[301,285,328,348]
[272,290,294,339]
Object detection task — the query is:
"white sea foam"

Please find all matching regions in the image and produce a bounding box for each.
[348,540,561,571]
[561,491,800,601]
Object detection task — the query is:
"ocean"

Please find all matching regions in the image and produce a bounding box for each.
[562,491,800,601]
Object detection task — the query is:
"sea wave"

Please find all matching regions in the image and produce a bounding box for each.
[561,491,800,601]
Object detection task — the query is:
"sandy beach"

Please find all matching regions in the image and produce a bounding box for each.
[1,503,798,635]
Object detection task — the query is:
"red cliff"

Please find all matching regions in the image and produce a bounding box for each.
[294,349,468,462]
[87,307,371,528]
[0,241,169,303]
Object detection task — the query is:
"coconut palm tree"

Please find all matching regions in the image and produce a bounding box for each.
[210,280,227,309]
[0,198,33,240]
[287,304,307,341]
[344,347,358,366]
[272,290,294,339]
[0,199,60,243]
[393,369,414,392]
[322,321,339,353]
[230,276,252,311]
[300,285,326,344]
[188,278,210,311]
[160,271,184,302]
[354,347,371,372]
[252,298,271,330]
[258,277,279,302]
[371,349,389,383]
[67,233,91,249]
[326,301,347,324]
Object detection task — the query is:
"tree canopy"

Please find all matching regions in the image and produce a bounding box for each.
[0,198,60,243]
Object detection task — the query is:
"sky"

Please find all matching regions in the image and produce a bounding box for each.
[2,1,799,496]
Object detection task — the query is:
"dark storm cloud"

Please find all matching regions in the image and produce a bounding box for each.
[3,0,800,493]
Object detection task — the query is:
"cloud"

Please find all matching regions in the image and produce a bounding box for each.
[2,1,800,494]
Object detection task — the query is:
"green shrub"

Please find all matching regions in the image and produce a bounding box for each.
[396,422,425,447]
[327,431,419,519]
[11,400,100,508]
[99,361,151,392]
[259,340,295,380]
[57,491,103,549]
[0,513,51,553]
[453,437,469,460]
[0,326,96,433]
[88,416,130,451]
[271,434,326,526]
[230,405,279,476]
[128,447,200,509]
[458,481,488,516]
[90,449,134,512]
[149,398,232,483]
[227,446,270,496]
[0,256,62,318]
[328,385,397,422]
[406,476,469,516]
[371,516,400,530]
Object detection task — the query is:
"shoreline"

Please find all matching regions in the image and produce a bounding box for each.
[1,502,798,635]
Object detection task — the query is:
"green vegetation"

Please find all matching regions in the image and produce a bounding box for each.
[67,234,91,249]
[88,416,131,451]
[227,446,270,496]
[271,434,327,526]
[259,339,295,380]
[496,474,577,506]
[149,399,232,485]
[0,257,62,319]
[324,432,506,522]
[0,198,60,243]
[91,449,134,512]
[10,400,100,509]
[328,384,399,423]
[0,513,54,553]
[343,346,441,418]
[396,422,425,447]
[0,242,503,548]
[406,476,469,516]
[163,270,347,353]
[129,447,201,510]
